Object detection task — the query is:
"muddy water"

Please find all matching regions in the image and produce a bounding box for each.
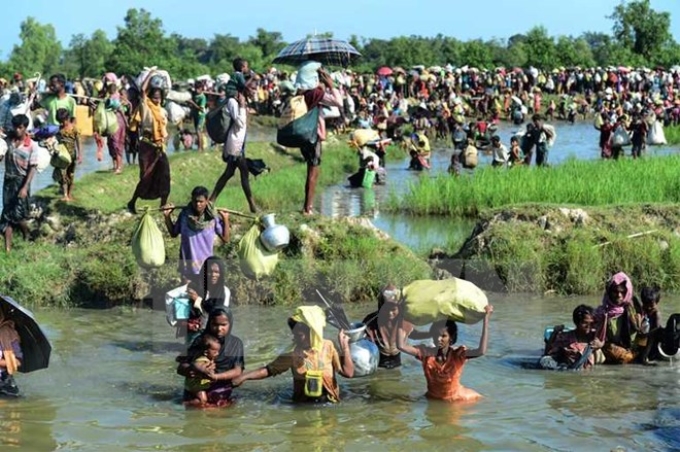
[4,122,680,450]
[7,296,680,451]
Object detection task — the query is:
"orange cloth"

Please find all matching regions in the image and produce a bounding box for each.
[417,345,481,402]
[144,98,168,144]
[266,339,342,402]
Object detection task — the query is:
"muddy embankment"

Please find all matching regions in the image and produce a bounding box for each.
[429,204,680,295]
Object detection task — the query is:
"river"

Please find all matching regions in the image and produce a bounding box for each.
[3,121,680,451]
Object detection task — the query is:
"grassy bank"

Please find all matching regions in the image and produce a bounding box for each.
[666,125,680,146]
[3,140,433,308]
[390,155,680,217]
[440,204,680,295]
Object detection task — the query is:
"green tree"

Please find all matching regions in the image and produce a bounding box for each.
[460,39,494,69]
[9,17,62,76]
[107,8,176,77]
[249,28,285,60]
[609,0,673,63]
[555,36,595,68]
[523,26,556,69]
[62,30,113,79]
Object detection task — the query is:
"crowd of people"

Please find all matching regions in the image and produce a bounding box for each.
[1,60,680,404]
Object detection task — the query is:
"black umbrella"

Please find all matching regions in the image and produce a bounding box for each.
[272,37,361,67]
[0,295,51,373]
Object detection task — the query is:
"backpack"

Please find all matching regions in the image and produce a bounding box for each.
[276,95,319,148]
[206,103,232,144]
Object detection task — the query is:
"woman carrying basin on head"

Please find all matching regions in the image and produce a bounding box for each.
[232,306,354,403]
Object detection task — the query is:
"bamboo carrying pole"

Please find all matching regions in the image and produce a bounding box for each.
[142,205,257,219]
[592,230,657,248]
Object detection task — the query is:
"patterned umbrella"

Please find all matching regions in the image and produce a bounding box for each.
[1,295,52,373]
[273,37,361,67]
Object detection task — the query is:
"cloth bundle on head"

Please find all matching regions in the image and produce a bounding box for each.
[0,309,20,375]
[348,129,380,149]
[290,306,326,351]
[598,272,633,319]
[295,61,322,91]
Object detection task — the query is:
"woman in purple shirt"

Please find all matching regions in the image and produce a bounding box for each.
[163,186,230,283]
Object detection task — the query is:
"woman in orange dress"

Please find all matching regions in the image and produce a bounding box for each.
[398,305,493,402]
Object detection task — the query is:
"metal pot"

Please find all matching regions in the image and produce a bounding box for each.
[258,214,290,252]
[345,322,367,343]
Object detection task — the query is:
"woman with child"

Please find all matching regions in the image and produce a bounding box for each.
[176,306,244,407]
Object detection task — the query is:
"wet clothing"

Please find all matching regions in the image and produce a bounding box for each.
[363,312,402,368]
[266,339,342,403]
[185,356,213,393]
[544,330,594,369]
[183,328,244,406]
[416,345,481,402]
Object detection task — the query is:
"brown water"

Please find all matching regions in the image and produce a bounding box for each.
[4,122,680,451]
[7,296,680,451]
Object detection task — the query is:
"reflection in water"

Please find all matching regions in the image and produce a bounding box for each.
[0,397,57,452]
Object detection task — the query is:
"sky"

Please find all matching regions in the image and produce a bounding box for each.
[1,0,679,60]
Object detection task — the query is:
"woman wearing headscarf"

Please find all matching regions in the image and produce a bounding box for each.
[0,306,22,396]
[595,272,642,364]
[233,306,354,403]
[126,72,171,214]
[182,256,231,344]
[176,306,243,407]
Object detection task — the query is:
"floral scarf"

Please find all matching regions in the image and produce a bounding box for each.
[183,202,217,233]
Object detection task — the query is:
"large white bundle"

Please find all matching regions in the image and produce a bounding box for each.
[648,121,667,145]
[166,90,192,103]
[135,67,172,91]
[165,101,187,125]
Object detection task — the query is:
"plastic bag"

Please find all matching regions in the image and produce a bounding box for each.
[206,104,232,144]
[93,102,119,137]
[612,126,630,146]
[362,169,376,188]
[131,211,166,269]
[402,278,489,326]
[50,143,72,169]
[165,101,187,125]
[276,106,319,148]
[34,144,52,174]
[237,224,279,279]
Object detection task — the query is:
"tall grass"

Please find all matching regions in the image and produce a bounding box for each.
[392,155,680,217]
[665,125,680,146]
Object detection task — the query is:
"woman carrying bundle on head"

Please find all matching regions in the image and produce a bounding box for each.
[126,72,171,214]
[397,305,493,402]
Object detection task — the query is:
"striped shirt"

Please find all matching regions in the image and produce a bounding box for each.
[5,135,39,177]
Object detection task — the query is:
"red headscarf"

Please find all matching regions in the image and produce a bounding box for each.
[596,272,633,320]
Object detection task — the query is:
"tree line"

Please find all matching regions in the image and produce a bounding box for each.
[0,0,677,81]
